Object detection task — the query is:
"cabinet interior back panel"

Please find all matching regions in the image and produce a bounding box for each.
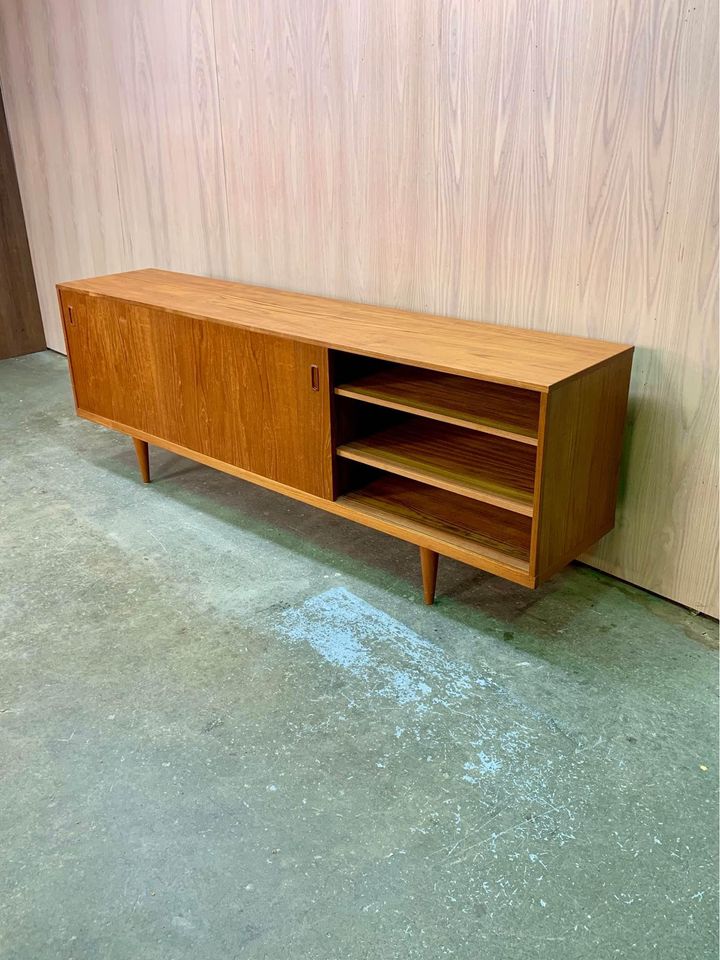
[0,0,716,614]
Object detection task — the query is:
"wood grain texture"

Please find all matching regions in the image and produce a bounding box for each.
[132,437,150,484]
[0,0,123,352]
[100,1,229,278]
[59,289,333,498]
[0,85,44,358]
[534,352,634,581]
[335,365,540,443]
[339,475,532,570]
[0,0,227,352]
[419,546,439,605]
[59,268,631,390]
[1,0,717,612]
[337,420,537,515]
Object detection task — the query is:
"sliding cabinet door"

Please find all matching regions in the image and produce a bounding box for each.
[59,291,333,498]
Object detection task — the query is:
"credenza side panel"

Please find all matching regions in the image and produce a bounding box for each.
[534,353,633,581]
[59,291,333,499]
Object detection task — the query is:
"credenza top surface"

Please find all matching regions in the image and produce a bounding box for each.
[58,268,633,391]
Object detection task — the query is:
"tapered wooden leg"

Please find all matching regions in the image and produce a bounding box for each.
[132,437,150,483]
[419,547,439,605]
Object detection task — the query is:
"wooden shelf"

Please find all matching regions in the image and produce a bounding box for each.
[335,366,539,444]
[338,475,531,574]
[336,420,536,516]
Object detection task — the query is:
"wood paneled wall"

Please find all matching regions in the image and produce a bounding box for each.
[0,0,717,615]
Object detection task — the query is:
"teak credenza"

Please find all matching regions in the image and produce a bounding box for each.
[57,269,633,604]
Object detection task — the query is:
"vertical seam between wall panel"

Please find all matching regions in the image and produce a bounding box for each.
[207,0,232,274]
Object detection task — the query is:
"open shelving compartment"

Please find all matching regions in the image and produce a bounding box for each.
[331,352,542,585]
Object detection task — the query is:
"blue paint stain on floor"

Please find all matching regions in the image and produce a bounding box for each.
[276,587,583,854]
[269,586,717,946]
[278,586,477,707]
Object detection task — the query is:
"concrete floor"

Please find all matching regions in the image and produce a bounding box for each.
[0,350,717,960]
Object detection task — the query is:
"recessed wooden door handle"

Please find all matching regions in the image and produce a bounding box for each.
[67,305,75,325]
[310,364,319,391]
